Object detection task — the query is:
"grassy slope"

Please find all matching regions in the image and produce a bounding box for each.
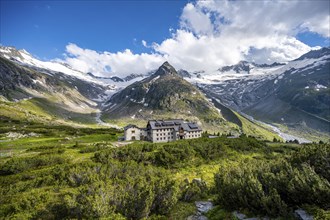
[0,97,99,128]
[234,112,281,141]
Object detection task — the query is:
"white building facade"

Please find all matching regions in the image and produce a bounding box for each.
[124,119,202,143]
[124,125,147,141]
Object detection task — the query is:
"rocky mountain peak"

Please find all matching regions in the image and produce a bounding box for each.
[154,61,178,76]
[103,61,223,124]
[218,61,252,74]
[294,47,330,61]
[0,46,25,60]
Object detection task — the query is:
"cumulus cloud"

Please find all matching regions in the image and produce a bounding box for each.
[152,0,329,71]
[62,0,329,76]
[180,3,214,36]
[63,43,165,77]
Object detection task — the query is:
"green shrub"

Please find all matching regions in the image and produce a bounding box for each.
[0,155,68,175]
[214,145,330,217]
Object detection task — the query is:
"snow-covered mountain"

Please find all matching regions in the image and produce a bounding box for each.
[1,45,328,141]
[0,46,100,83]
[217,61,285,75]
[0,46,150,102]
[188,47,330,141]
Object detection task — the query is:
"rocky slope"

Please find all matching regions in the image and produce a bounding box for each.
[0,55,106,124]
[103,62,223,123]
[101,62,279,139]
[2,44,326,141]
[191,47,330,141]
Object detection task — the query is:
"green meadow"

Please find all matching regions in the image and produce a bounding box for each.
[0,120,329,219]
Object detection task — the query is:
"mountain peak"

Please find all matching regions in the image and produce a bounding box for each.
[154,61,177,76]
[294,47,330,61]
[218,61,252,74]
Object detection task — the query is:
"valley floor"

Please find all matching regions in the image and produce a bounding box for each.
[0,122,329,219]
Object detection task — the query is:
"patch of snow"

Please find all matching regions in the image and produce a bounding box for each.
[315,84,327,89]
[32,79,44,85]
[137,98,145,104]
[131,114,136,119]
[149,75,160,84]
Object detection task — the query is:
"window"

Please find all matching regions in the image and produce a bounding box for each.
[157,138,159,140]
[132,130,135,134]
[168,132,170,135]
[157,134,159,136]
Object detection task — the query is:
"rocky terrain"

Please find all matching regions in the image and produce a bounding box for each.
[1,45,329,141]
[185,48,330,141]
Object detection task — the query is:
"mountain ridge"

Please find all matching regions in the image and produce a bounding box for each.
[1,45,328,141]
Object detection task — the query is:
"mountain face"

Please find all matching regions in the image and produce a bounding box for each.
[0,46,148,94]
[0,56,108,124]
[0,49,277,139]
[1,44,328,141]
[194,47,330,140]
[217,61,284,75]
[102,61,281,139]
[103,62,224,124]
[218,61,252,74]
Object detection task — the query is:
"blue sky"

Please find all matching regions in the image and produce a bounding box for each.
[0,0,329,76]
[1,0,188,59]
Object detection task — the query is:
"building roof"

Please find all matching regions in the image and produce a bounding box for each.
[147,119,202,132]
[124,124,140,131]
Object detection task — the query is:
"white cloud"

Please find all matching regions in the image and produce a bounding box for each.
[63,43,165,77]
[151,0,329,71]
[180,3,213,36]
[61,0,329,76]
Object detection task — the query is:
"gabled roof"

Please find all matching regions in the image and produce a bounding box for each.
[124,124,140,131]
